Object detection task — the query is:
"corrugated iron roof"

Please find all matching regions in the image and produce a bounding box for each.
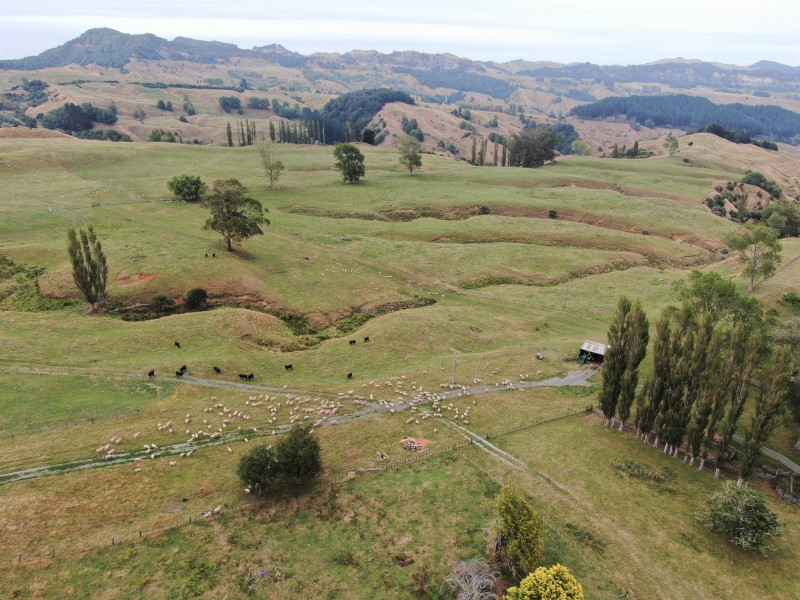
[580,340,609,355]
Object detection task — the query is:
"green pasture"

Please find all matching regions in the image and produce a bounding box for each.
[0,135,797,599]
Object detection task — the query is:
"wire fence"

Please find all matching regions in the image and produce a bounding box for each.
[3,406,588,567]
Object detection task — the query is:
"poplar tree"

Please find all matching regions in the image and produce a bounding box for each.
[269,121,276,142]
[599,297,632,427]
[226,122,233,147]
[616,300,649,430]
[635,316,673,444]
[470,136,477,165]
[501,143,507,167]
[493,138,499,166]
[737,350,790,487]
[715,326,762,479]
[67,225,108,312]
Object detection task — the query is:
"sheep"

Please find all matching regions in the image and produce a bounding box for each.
[169,461,177,467]
[147,370,155,378]
[284,364,293,371]
[227,446,233,453]
[175,341,180,349]
[213,366,222,374]
[134,468,142,474]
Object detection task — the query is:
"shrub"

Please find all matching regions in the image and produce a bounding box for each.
[150,294,174,312]
[167,175,205,202]
[493,486,544,579]
[696,483,781,554]
[548,209,558,219]
[184,288,208,310]
[503,564,584,600]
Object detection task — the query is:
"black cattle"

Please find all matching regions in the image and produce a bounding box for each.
[176,370,183,378]
[284,364,293,371]
[364,337,370,343]
[347,372,353,379]
[239,373,248,380]
[147,370,155,378]
[349,340,356,345]
[174,341,181,349]
[205,253,208,258]
[213,366,222,374]
[212,253,216,258]
[179,365,187,373]
[247,373,254,381]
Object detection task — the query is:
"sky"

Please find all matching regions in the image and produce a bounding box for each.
[1,0,798,66]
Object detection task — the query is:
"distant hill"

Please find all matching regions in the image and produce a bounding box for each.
[569,94,800,142]
[518,61,800,92]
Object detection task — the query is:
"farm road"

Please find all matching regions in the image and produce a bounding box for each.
[0,369,596,485]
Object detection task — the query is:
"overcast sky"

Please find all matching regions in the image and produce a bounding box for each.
[1,0,798,66]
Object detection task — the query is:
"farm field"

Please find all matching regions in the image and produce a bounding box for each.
[1,132,799,598]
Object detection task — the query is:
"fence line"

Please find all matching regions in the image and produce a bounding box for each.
[731,433,800,474]
[3,406,588,566]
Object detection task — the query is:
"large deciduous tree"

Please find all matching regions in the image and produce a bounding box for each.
[398,135,422,175]
[67,225,108,312]
[256,142,284,190]
[203,179,269,251]
[508,128,558,168]
[333,142,365,183]
[725,223,783,292]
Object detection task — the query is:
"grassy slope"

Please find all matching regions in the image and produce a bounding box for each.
[0,135,798,598]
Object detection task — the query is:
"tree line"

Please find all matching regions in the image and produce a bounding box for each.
[599,266,795,489]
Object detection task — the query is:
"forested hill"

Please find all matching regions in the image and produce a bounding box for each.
[517,61,800,91]
[569,95,800,142]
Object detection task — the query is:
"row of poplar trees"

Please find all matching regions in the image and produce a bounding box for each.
[599,272,792,488]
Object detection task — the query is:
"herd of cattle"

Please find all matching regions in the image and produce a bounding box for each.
[146,337,370,381]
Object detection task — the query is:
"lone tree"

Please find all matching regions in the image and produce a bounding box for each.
[493,486,544,580]
[697,483,780,554]
[398,135,422,175]
[664,133,679,156]
[167,174,205,202]
[333,142,365,183]
[256,142,284,190]
[508,128,558,168]
[725,223,782,292]
[237,423,322,496]
[67,225,108,312]
[503,564,584,600]
[203,179,269,251]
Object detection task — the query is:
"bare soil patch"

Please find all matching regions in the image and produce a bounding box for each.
[114,273,154,284]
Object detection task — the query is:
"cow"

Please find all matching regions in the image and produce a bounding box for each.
[179,365,187,373]
[174,341,181,349]
[364,336,370,343]
[213,366,222,374]
[247,373,254,381]
[238,374,248,381]
[284,364,293,371]
[176,370,183,378]
[147,370,155,378]
[347,372,353,379]
[349,340,356,345]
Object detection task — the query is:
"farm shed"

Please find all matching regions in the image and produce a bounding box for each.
[579,340,608,364]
